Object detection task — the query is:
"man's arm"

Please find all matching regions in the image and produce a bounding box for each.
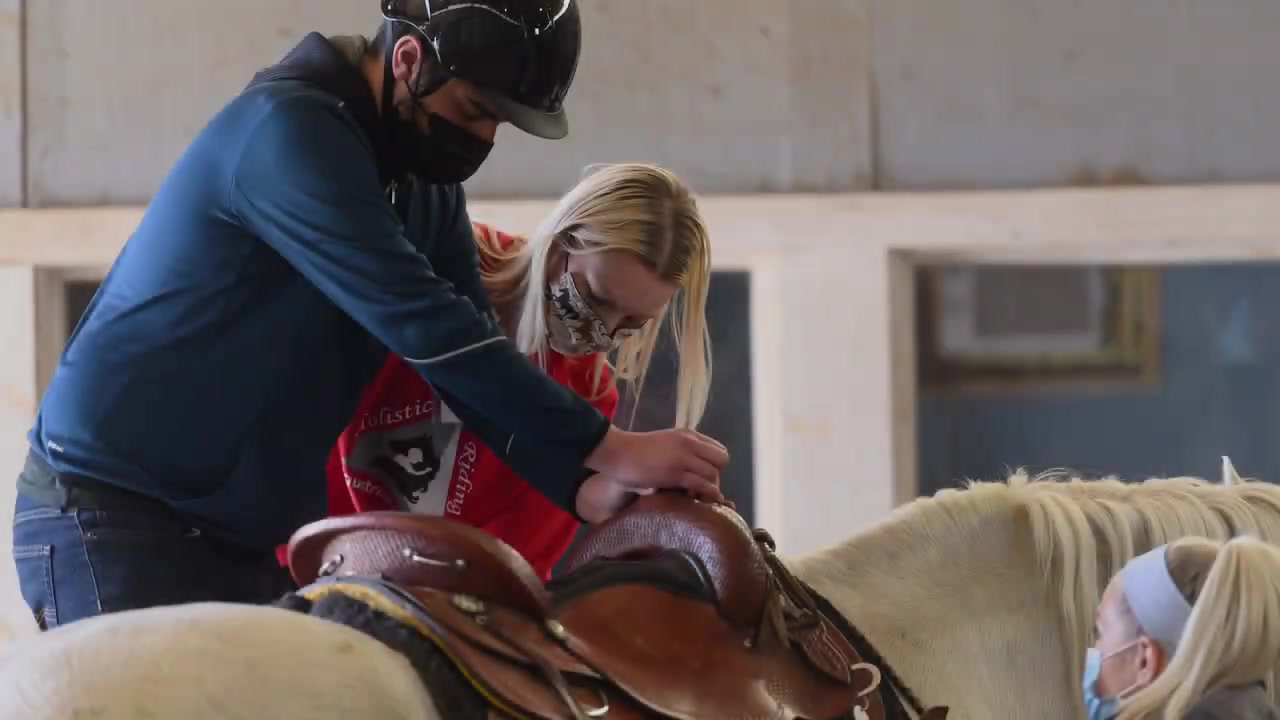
[480,364,622,521]
[229,94,608,511]
[420,183,496,322]
[419,189,603,510]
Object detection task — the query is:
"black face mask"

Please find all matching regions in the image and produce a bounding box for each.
[381,68,491,185]
[379,46,494,185]
[397,110,494,184]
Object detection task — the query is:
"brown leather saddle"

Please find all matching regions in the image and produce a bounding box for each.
[287,494,945,720]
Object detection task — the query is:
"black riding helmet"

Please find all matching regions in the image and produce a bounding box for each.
[380,0,582,140]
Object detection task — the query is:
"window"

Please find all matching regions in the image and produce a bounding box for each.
[65,280,100,338]
[916,262,1280,496]
[916,265,1159,391]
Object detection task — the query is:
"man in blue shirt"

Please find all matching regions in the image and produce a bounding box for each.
[11,0,728,629]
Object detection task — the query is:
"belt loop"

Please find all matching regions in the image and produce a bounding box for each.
[53,478,73,512]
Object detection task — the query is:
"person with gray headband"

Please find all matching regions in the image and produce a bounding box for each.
[1084,537,1280,720]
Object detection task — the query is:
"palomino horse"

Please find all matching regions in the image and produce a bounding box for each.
[3,461,1279,719]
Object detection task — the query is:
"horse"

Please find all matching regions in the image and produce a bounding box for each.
[794,460,1280,718]
[3,460,1280,720]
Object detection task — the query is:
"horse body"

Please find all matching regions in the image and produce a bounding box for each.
[795,466,1280,719]
[5,467,1280,719]
[0,602,442,720]
[794,479,1083,719]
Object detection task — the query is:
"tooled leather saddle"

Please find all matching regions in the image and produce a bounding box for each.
[286,493,947,720]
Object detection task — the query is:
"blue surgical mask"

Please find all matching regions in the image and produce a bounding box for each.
[1082,642,1142,720]
[1082,648,1121,720]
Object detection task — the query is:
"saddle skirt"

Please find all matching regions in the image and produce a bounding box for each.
[286,495,939,720]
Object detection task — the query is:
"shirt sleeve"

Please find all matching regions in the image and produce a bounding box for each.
[483,358,620,518]
[433,185,497,321]
[406,182,498,323]
[228,95,610,506]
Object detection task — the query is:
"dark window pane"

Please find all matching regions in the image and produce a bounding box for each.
[972,267,1095,337]
[917,262,1280,496]
[617,271,755,523]
[65,280,101,340]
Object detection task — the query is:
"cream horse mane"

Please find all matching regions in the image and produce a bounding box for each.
[794,457,1280,718]
[1006,458,1280,669]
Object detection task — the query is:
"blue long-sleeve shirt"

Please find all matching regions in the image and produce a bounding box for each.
[29,35,607,548]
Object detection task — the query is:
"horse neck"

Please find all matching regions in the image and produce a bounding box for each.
[791,496,1083,719]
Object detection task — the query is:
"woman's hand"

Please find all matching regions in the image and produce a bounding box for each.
[583,426,728,502]
[575,475,649,524]
[574,473,736,524]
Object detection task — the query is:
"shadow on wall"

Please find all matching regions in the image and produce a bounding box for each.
[918,263,1280,495]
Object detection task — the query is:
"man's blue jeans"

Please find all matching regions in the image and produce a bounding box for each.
[12,493,294,629]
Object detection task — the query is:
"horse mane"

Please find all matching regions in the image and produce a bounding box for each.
[938,459,1280,667]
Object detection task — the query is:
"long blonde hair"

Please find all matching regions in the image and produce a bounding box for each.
[481,162,713,429]
[1118,536,1280,720]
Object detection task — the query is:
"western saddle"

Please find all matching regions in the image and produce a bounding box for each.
[287,494,946,720]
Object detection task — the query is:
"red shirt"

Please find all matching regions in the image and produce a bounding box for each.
[276,224,619,579]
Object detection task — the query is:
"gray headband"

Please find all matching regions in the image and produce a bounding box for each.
[1120,545,1194,652]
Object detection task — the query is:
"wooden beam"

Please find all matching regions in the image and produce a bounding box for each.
[5,184,1280,268]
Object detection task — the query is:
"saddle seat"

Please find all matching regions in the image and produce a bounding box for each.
[288,494,889,720]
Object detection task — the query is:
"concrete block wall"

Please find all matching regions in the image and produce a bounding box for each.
[21,0,875,204]
[10,0,1280,209]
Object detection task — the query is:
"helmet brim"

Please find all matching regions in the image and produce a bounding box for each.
[485,91,569,140]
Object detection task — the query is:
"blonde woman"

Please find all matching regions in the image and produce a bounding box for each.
[1084,536,1280,720]
[279,163,714,578]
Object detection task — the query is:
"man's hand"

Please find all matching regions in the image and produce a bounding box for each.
[583,426,729,502]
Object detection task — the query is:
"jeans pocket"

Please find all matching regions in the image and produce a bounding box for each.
[78,509,202,542]
[80,510,221,614]
[12,544,57,630]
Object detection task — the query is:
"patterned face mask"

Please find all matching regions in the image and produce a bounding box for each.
[545,257,637,356]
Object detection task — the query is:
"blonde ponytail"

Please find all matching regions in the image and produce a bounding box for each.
[1118,537,1280,720]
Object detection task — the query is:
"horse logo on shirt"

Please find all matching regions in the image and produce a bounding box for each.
[343,397,463,513]
[345,420,445,507]
[370,433,441,504]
